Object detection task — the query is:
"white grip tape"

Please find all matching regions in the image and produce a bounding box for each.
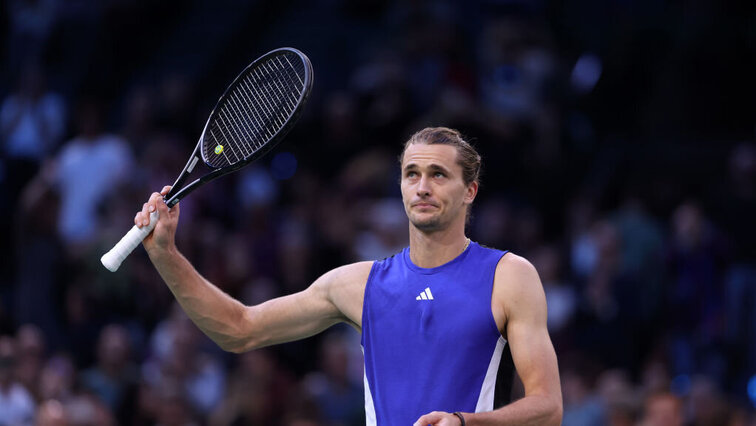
[101,210,159,272]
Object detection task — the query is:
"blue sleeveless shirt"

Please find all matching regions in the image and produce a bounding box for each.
[361,241,514,425]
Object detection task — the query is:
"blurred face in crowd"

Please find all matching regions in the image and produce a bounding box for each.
[36,400,68,426]
[39,356,75,400]
[642,393,683,426]
[400,142,476,233]
[97,325,131,372]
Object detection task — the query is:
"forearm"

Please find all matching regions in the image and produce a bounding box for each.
[148,247,252,352]
[463,394,562,426]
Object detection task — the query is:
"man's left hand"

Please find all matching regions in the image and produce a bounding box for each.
[413,411,462,426]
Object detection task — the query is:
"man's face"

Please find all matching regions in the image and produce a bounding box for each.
[400,143,476,232]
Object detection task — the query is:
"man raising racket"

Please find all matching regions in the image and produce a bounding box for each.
[136,127,562,425]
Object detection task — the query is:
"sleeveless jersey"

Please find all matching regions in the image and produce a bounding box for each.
[361,241,514,425]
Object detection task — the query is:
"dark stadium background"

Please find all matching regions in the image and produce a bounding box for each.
[1,0,754,424]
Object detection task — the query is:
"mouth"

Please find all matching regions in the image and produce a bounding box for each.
[412,202,438,209]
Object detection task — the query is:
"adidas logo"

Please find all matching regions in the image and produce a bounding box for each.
[416,287,434,300]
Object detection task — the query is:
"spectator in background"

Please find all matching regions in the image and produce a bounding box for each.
[475,16,560,171]
[35,399,67,426]
[639,360,672,397]
[531,243,577,335]
[5,0,56,72]
[37,356,76,422]
[46,97,133,250]
[155,74,197,142]
[566,194,601,281]
[610,193,665,326]
[577,220,625,362]
[79,324,138,422]
[209,349,297,425]
[0,336,36,426]
[477,17,556,123]
[35,352,117,426]
[639,392,684,426]
[726,405,756,426]
[302,331,364,426]
[38,355,75,403]
[561,358,604,426]
[0,62,66,205]
[665,201,728,378]
[11,181,64,347]
[120,85,157,152]
[511,205,546,257]
[595,369,639,426]
[153,378,200,426]
[714,143,756,389]
[353,199,408,261]
[280,390,323,426]
[14,324,47,401]
[62,393,115,426]
[144,306,226,417]
[687,376,730,426]
[472,197,517,250]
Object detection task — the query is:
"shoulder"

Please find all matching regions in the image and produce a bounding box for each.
[493,253,547,322]
[494,252,540,283]
[311,261,374,304]
[320,261,374,286]
[312,261,374,328]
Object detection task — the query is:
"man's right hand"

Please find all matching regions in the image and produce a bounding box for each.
[135,185,180,254]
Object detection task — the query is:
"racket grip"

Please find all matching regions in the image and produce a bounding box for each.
[101,210,159,272]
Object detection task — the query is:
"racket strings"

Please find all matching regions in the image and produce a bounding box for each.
[204,52,306,168]
[211,80,293,164]
[231,89,269,141]
[209,64,299,164]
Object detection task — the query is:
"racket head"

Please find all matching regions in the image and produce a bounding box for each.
[199,47,313,171]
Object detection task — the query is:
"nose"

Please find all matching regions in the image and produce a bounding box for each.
[416,174,431,197]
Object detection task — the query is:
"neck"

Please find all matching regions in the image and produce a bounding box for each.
[408,222,469,268]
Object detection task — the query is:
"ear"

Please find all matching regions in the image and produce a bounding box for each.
[464,181,478,205]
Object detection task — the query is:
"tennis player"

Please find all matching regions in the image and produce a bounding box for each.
[136,127,562,425]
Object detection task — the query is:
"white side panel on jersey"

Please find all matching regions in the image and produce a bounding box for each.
[362,346,377,426]
[475,336,507,412]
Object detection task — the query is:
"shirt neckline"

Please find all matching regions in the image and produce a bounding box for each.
[402,241,476,275]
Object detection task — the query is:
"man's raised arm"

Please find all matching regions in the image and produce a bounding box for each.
[137,186,370,353]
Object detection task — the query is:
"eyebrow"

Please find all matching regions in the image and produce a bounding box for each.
[403,163,452,174]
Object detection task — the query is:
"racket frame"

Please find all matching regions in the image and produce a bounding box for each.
[163,47,314,207]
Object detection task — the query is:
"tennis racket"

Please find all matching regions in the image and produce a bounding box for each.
[101,47,313,272]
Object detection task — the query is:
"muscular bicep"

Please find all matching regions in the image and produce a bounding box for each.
[497,255,561,402]
[241,282,341,349]
[237,262,370,351]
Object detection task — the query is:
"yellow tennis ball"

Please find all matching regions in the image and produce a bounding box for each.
[214,145,224,155]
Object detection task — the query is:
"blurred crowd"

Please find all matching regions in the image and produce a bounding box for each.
[1,0,755,425]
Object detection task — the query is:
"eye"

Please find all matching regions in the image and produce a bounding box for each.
[406,171,418,178]
[434,171,445,178]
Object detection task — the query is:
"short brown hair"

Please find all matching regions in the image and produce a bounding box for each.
[400,127,481,186]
